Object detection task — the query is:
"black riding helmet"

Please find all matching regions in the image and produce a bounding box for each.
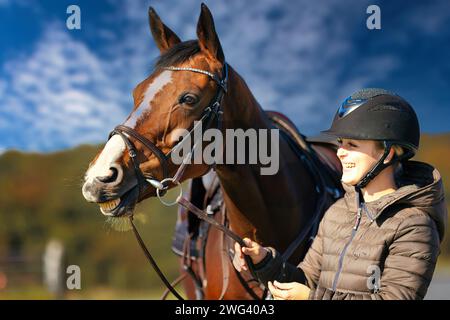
[322,88,420,189]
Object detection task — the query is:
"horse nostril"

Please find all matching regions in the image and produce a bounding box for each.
[97,167,119,183]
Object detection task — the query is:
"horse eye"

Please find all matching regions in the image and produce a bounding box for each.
[180,94,198,105]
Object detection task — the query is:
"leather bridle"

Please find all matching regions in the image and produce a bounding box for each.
[107,63,250,300]
[108,63,228,201]
[105,61,340,300]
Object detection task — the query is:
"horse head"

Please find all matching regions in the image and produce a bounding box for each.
[82,4,226,217]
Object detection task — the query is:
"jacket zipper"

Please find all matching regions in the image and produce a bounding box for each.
[331,207,362,292]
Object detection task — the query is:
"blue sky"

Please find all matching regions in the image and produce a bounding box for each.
[0,0,449,153]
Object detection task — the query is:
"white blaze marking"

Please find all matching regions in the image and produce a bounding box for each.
[85,135,126,184]
[124,71,173,128]
[83,71,174,201]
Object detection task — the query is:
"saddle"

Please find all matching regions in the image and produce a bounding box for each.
[171,110,343,299]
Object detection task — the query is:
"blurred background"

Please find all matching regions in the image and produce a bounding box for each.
[0,0,449,299]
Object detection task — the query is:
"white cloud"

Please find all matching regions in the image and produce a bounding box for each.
[107,0,398,134]
[0,23,127,151]
[0,0,406,152]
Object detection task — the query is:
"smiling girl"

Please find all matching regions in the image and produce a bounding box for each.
[233,88,447,300]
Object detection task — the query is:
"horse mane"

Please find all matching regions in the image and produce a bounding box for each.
[154,40,200,71]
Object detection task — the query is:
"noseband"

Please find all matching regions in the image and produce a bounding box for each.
[108,63,228,200]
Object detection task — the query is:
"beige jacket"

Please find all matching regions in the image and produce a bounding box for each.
[255,161,447,299]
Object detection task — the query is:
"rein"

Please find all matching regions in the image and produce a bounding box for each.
[109,63,259,299]
[108,62,339,300]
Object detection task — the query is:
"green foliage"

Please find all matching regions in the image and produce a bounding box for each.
[0,144,180,295]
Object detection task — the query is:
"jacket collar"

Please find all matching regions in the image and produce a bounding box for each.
[342,161,444,221]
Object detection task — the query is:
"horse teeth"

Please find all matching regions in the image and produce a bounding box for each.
[99,198,120,211]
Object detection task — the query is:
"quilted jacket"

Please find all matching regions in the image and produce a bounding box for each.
[254,161,447,300]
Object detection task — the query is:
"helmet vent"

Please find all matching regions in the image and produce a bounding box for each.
[369,105,405,112]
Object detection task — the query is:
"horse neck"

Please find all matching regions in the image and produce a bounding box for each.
[215,66,318,251]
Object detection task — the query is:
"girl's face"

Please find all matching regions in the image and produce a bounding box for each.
[337,138,383,186]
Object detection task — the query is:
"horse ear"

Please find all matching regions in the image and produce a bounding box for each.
[148,7,181,53]
[196,3,225,64]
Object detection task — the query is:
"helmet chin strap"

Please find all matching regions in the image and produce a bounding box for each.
[356,141,394,190]
[355,141,415,190]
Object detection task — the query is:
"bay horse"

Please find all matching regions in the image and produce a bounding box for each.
[81,3,342,299]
